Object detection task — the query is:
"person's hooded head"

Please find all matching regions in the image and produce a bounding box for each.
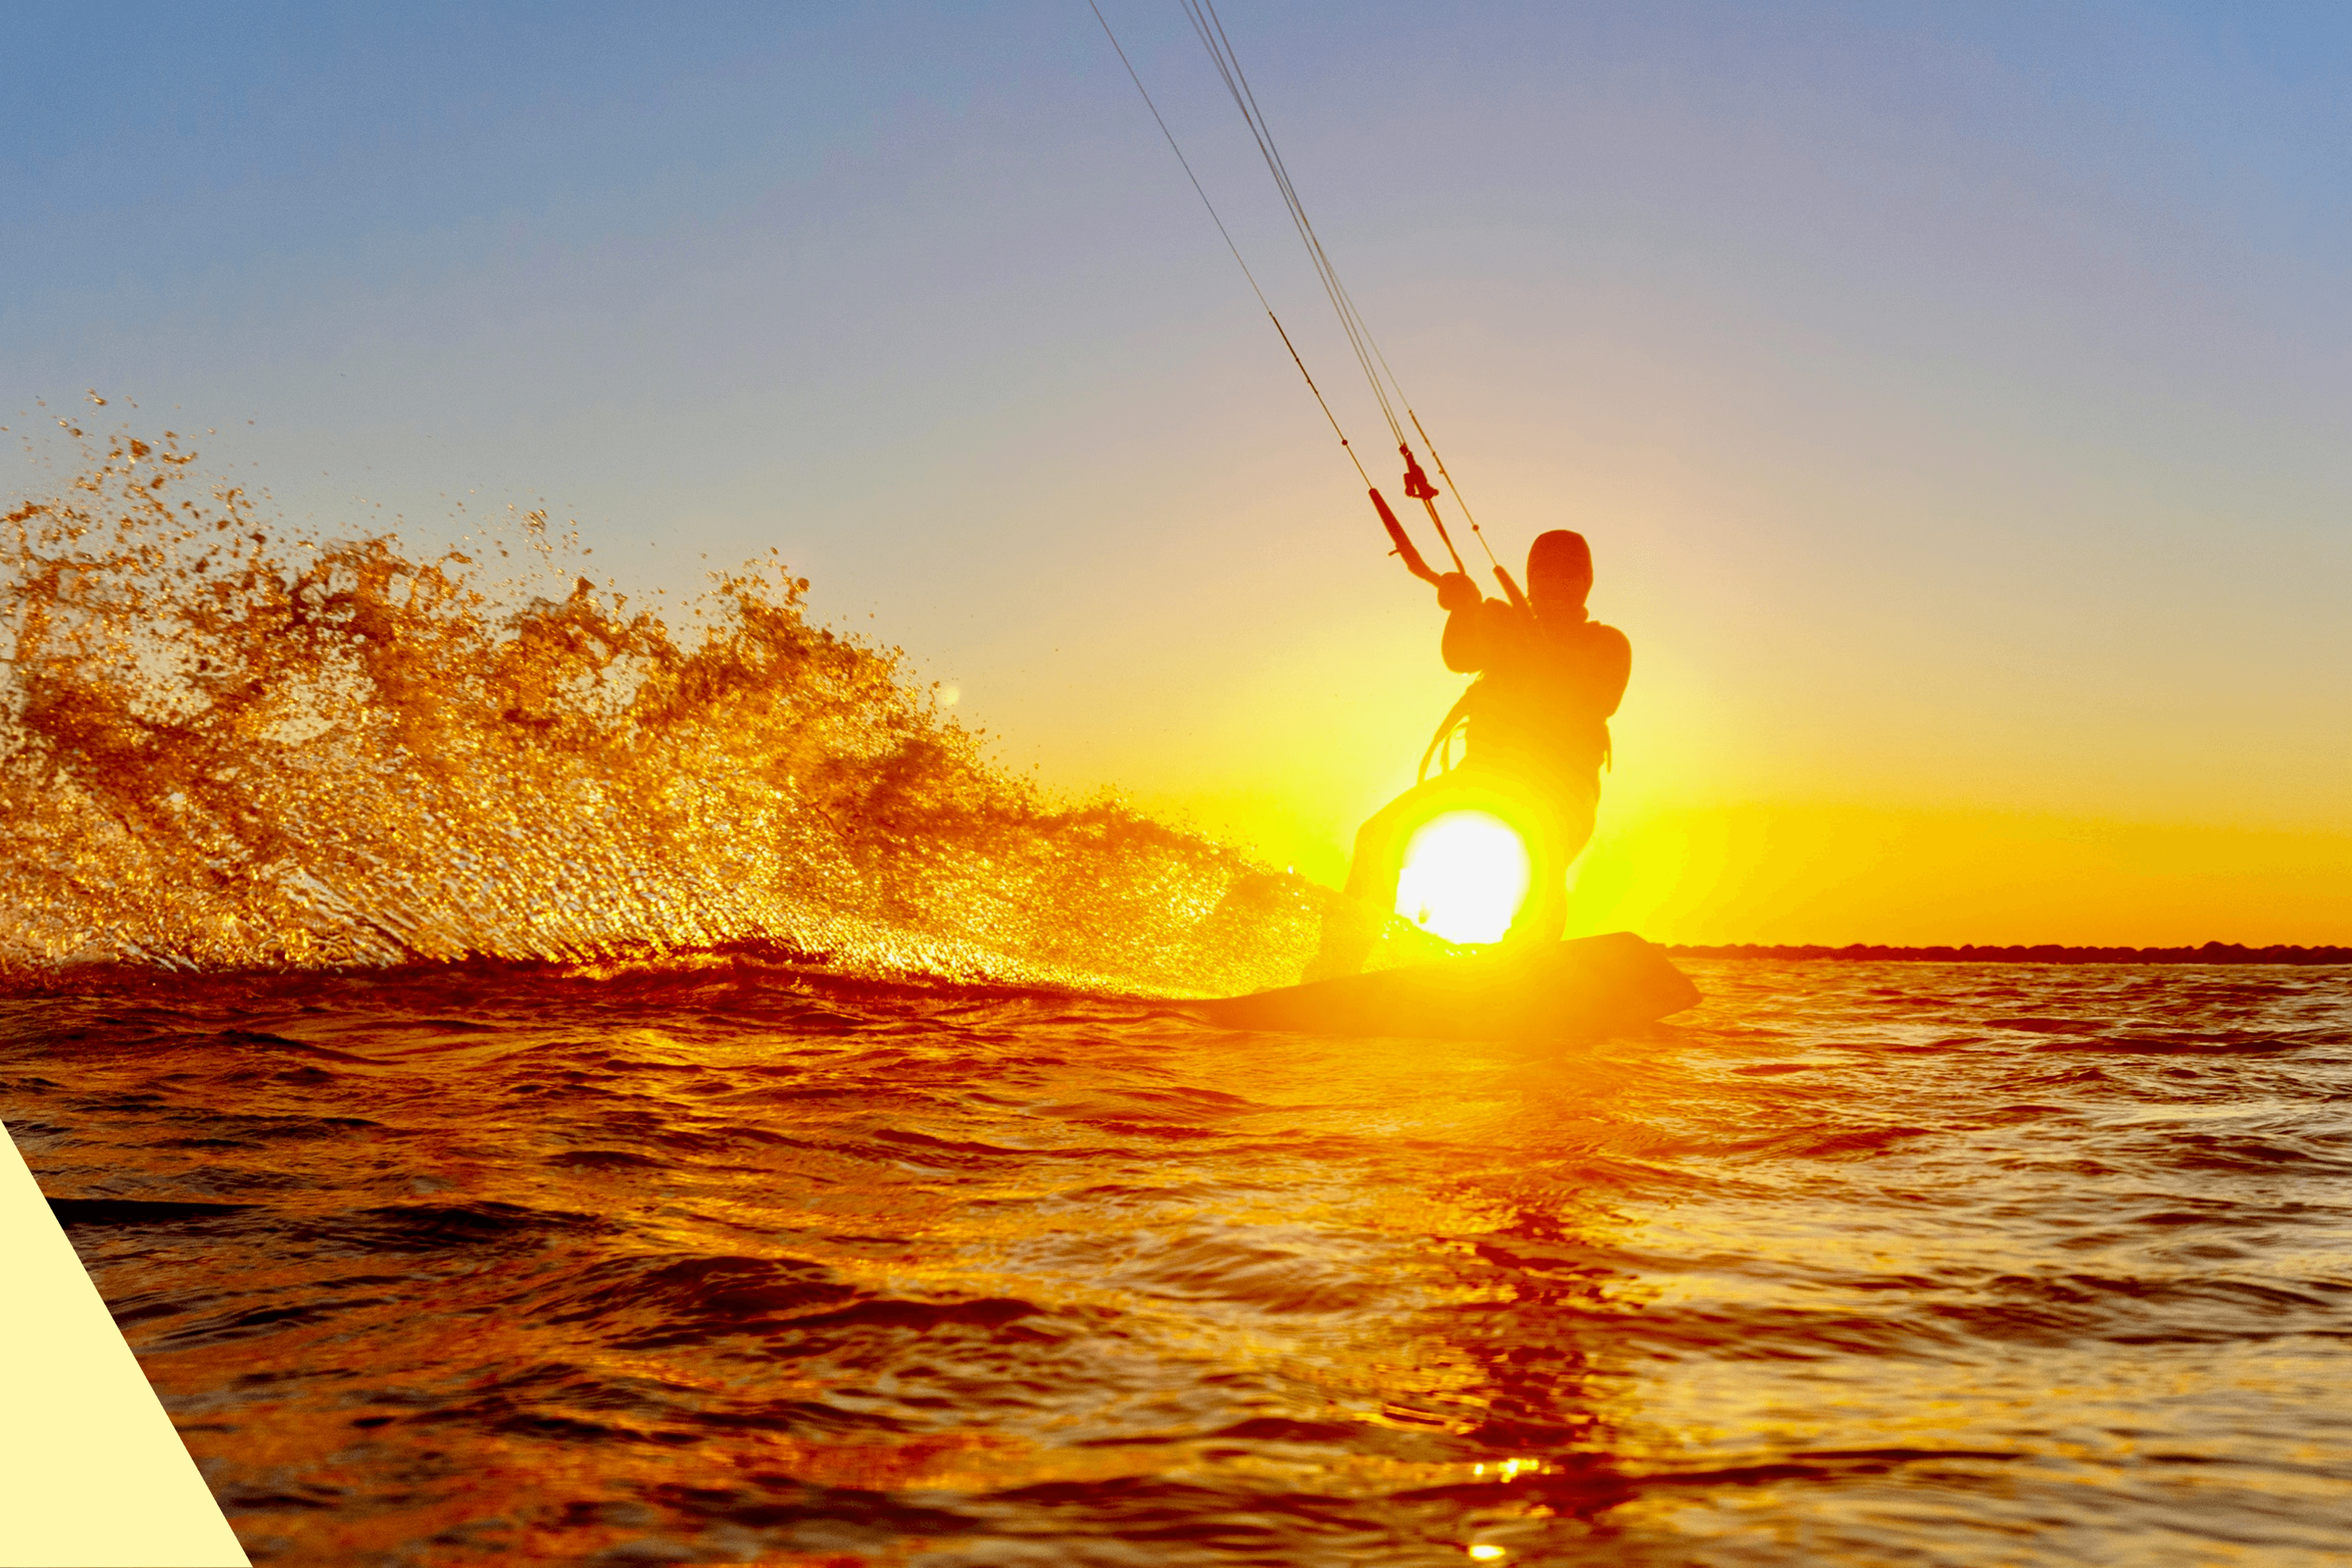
[1526,530,1592,622]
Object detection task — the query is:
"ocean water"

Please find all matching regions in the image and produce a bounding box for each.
[6,430,2350,1563]
[7,956,2349,1566]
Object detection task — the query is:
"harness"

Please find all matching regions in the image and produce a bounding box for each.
[1417,616,1617,787]
[1416,689,1477,784]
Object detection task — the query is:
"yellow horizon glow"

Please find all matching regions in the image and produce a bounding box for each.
[986,459,2347,949]
[1132,784,2352,948]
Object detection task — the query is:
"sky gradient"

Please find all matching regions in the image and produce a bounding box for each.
[7,1,2348,943]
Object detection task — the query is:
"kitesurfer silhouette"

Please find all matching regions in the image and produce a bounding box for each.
[1090,0,1634,982]
[1307,529,1630,980]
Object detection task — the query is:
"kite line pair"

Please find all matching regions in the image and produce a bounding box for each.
[1088,0,1529,611]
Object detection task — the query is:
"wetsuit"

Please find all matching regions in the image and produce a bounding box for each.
[1312,591,1630,974]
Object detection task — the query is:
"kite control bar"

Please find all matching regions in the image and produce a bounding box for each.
[1374,485,1533,613]
[1370,488,1442,585]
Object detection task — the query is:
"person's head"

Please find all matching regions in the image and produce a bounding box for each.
[1526,530,1592,620]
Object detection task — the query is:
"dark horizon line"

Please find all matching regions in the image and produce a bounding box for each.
[1663,941,2351,966]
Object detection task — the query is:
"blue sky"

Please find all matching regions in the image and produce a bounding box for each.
[7,1,2348,937]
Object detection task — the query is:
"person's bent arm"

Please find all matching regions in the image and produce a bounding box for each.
[1441,580,1512,673]
[1589,624,1633,718]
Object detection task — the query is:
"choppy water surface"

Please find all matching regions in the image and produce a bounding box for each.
[5,956,2348,1566]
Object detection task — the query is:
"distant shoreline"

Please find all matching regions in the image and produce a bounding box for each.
[1663,942,2352,966]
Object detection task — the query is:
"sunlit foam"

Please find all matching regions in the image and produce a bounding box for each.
[1395,810,1530,944]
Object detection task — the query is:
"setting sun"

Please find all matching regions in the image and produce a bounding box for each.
[1395,810,1532,944]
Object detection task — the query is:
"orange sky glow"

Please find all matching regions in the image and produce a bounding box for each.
[6,5,2345,946]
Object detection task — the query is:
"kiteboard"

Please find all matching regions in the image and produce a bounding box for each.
[1194,931,1699,1040]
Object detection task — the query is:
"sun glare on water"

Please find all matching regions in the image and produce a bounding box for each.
[1395,810,1531,944]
